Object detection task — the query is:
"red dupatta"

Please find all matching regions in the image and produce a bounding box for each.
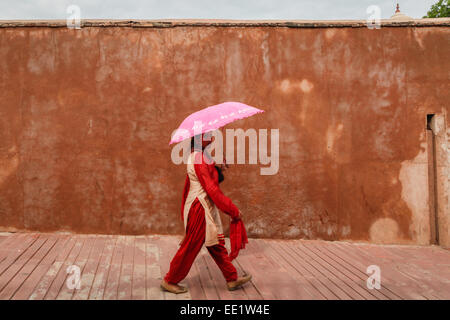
[229,218,248,261]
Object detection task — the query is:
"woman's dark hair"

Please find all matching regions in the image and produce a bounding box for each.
[215,166,224,183]
[191,134,202,150]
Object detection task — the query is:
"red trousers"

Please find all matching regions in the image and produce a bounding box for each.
[164,199,238,284]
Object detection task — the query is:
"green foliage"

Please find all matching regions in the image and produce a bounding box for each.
[423,0,450,18]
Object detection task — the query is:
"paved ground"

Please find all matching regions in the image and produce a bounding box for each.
[0,232,449,300]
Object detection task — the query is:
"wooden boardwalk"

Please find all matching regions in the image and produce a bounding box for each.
[0,232,449,300]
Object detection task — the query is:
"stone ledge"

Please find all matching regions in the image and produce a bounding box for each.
[0,18,449,28]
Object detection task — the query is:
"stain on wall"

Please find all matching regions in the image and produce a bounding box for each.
[0,22,449,245]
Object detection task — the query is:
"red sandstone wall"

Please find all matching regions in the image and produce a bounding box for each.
[0,24,449,244]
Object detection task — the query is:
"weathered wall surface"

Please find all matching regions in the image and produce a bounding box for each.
[0,21,449,245]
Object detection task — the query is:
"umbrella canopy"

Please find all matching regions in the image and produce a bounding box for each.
[169,101,264,145]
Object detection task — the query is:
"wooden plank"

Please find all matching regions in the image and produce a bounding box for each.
[0,234,58,299]
[3,233,449,301]
[316,242,400,300]
[165,236,191,300]
[255,239,321,299]
[286,241,358,299]
[168,238,192,301]
[0,234,24,264]
[117,236,134,300]
[145,236,164,300]
[202,250,239,300]
[158,236,178,300]
[356,244,448,300]
[72,236,108,300]
[154,235,184,300]
[260,239,324,300]
[0,233,39,276]
[231,240,277,299]
[0,233,24,262]
[131,236,146,300]
[194,249,220,300]
[233,259,263,300]
[299,241,378,300]
[393,245,450,261]
[0,236,6,256]
[29,236,77,300]
[185,254,207,300]
[0,233,21,249]
[56,235,97,300]
[340,243,430,299]
[103,235,125,300]
[332,242,421,299]
[227,237,263,300]
[269,240,339,299]
[377,246,450,299]
[389,246,450,278]
[0,235,47,295]
[308,241,391,300]
[89,235,116,300]
[12,235,70,300]
[247,239,310,300]
[272,240,340,299]
[391,262,450,300]
[43,235,86,300]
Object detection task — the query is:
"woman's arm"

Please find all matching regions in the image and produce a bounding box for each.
[194,153,239,219]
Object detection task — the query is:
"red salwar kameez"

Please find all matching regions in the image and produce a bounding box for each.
[164,151,240,284]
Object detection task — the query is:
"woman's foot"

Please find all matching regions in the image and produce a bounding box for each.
[226,274,252,291]
[160,280,188,294]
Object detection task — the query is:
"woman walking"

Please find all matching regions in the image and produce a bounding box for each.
[161,132,252,294]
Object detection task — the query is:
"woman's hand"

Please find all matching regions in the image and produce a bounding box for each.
[236,210,243,220]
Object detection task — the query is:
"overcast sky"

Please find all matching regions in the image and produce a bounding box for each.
[0,0,438,20]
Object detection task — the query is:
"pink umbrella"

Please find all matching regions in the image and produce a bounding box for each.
[169,101,264,145]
